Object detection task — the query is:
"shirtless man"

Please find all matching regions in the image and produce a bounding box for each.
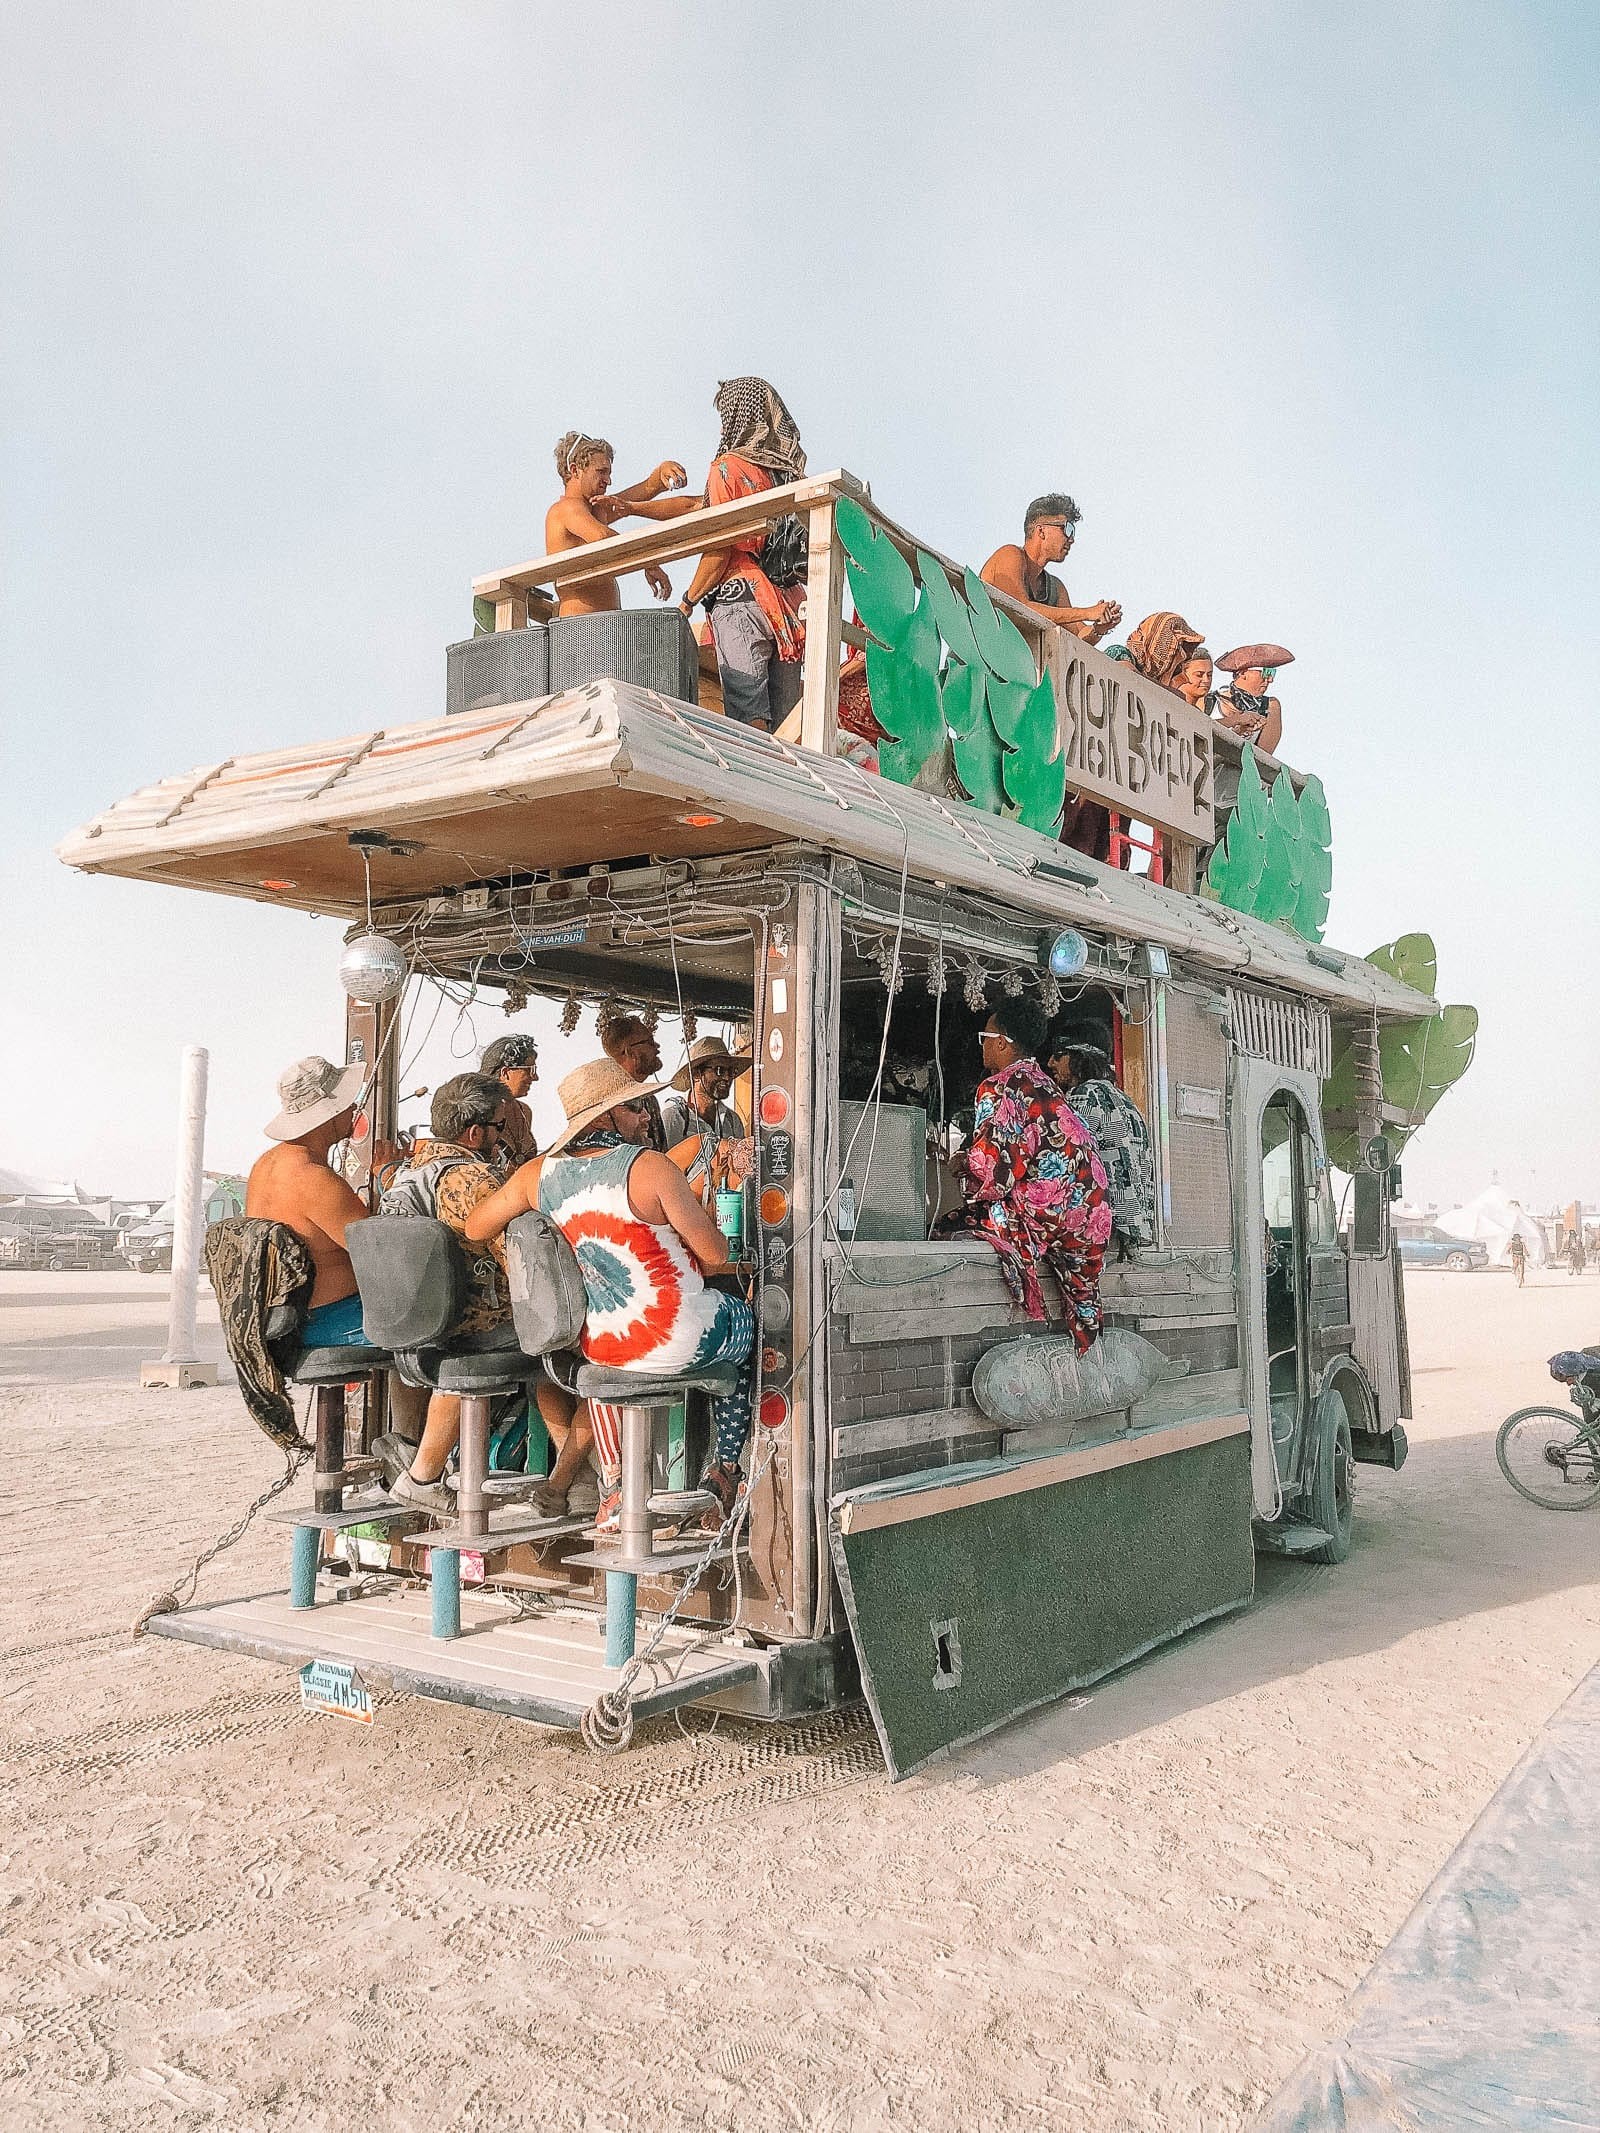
[545,432,691,616]
[246,1055,433,1485]
[980,494,1121,645]
[245,1056,371,1328]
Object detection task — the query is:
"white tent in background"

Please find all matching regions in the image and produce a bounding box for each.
[0,1165,85,1203]
[1438,1187,1547,1267]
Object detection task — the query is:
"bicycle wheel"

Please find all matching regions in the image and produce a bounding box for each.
[1496,1406,1600,1509]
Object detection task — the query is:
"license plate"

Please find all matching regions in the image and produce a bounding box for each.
[298,1659,374,1724]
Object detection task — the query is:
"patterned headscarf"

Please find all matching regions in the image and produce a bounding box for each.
[1126,612,1205,692]
[713,377,806,479]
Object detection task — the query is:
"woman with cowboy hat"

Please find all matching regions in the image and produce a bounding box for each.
[466,1055,755,1532]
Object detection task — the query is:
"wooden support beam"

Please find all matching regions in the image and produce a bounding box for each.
[799,500,843,757]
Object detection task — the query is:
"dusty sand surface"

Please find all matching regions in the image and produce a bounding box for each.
[2,1266,1599,2131]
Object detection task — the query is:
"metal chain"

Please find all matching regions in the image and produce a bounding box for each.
[132,1447,310,1639]
[578,1425,783,1756]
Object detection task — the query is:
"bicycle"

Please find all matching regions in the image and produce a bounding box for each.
[1496,1351,1600,1510]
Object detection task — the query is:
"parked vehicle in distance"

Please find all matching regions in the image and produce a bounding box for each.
[1397,1225,1488,1271]
[0,1205,119,1270]
[118,1221,175,1274]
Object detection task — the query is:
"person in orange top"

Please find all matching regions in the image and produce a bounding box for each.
[674,377,810,733]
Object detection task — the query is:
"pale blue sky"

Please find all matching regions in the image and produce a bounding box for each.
[3,1,1596,1207]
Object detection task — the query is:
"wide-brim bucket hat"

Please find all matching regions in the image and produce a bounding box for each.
[265,1055,367,1141]
[545,1056,669,1157]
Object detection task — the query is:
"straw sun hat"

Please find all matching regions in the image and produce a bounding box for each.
[545,1056,668,1156]
[669,1034,754,1092]
[264,1055,367,1141]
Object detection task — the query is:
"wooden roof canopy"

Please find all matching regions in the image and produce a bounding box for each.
[58,680,1434,1021]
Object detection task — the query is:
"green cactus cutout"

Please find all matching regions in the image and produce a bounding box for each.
[916,552,982,669]
[831,509,1066,831]
[837,495,917,648]
[952,717,1007,811]
[1320,933,1477,1170]
[1205,746,1334,944]
[962,568,1038,687]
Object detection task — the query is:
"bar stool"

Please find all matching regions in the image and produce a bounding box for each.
[561,1361,740,1667]
[399,1326,560,1639]
[266,1307,400,1609]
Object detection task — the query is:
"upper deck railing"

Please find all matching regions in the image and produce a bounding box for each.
[472,469,1303,894]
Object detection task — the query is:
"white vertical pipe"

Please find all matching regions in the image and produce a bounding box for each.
[161,1045,209,1363]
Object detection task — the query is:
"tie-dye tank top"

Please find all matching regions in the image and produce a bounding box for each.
[538,1143,721,1371]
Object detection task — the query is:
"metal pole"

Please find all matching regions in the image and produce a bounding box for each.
[164,1044,208,1361]
[142,1044,216,1388]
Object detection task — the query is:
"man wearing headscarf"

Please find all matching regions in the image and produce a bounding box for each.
[678,377,810,733]
[1126,612,1206,694]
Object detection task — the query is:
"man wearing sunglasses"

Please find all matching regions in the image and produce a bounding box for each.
[372,1071,524,1509]
[980,493,1122,646]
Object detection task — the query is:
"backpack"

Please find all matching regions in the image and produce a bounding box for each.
[379,1153,472,1220]
[503,1208,588,1355]
[759,513,808,588]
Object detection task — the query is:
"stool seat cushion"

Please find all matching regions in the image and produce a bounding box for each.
[573,1363,739,1403]
[427,1347,544,1393]
[282,1344,392,1383]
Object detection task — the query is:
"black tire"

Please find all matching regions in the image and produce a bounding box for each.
[46,1254,66,1272]
[1496,1405,1600,1510]
[1445,1250,1471,1271]
[1304,1385,1355,1563]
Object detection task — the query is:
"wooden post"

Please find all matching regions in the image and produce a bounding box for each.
[1167,836,1198,894]
[798,501,843,758]
[494,591,530,633]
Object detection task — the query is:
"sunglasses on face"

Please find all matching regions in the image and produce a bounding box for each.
[1041,522,1075,540]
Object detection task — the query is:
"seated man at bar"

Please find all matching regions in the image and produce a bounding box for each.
[980,495,1122,646]
[544,432,690,616]
[480,1031,540,1173]
[467,1057,755,1533]
[960,997,1112,1346]
[1045,1030,1155,1261]
[377,1073,596,1516]
[1212,642,1290,756]
[600,1012,669,1151]
[245,1055,374,1341]
[658,1034,755,1200]
[242,1052,430,1450]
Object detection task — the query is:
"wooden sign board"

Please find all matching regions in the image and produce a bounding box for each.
[1044,635,1216,844]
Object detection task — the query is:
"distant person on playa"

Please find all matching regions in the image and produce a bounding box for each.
[1212,643,1289,756]
[1508,1230,1526,1285]
[980,495,1122,646]
[544,432,690,615]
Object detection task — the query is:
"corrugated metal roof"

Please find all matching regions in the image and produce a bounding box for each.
[57,680,1432,1019]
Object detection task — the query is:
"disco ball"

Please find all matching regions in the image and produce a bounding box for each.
[339,933,408,1004]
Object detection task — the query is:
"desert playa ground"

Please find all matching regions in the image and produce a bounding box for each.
[2,1265,1598,2131]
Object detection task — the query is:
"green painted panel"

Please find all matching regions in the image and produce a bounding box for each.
[940,660,987,740]
[1367,932,1438,1000]
[952,718,1007,812]
[962,567,1038,687]
[901,586,942,675]
[831,1433,1255,1780]
[916,552,983,668]
[838,496,917,648]
[1002,733,1067,832]
[865,640,941,752]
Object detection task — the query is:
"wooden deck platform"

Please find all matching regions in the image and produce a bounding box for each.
[145,1585,760,1728]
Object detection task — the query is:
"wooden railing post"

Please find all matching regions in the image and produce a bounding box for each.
[797,500,843,757]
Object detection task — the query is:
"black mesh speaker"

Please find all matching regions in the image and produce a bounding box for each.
[547,610,699,705]
[445,626,550,716]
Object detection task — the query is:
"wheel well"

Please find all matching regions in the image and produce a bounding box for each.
[1321,1357,1377,1438]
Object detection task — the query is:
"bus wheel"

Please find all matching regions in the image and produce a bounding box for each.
[1305,1384,1355,1564]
